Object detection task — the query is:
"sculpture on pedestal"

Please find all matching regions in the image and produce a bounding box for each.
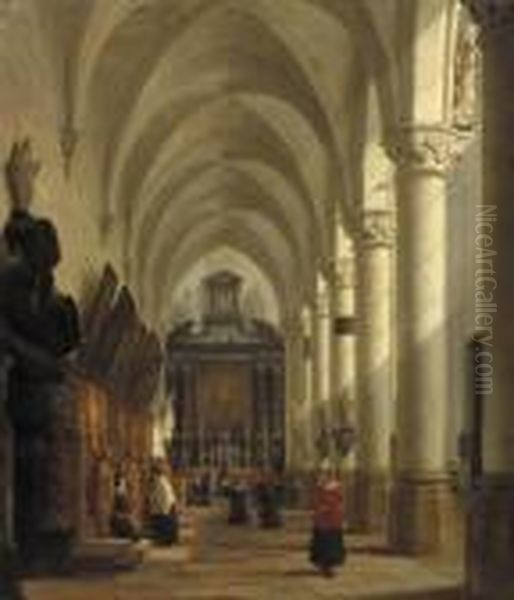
[0,139,81,571]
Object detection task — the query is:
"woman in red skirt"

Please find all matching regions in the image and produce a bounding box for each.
[309,464,346,577]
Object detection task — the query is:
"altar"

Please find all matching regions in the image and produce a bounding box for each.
[166,271,285,471]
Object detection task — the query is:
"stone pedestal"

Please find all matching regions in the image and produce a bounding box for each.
[0,362,20,600]
[389,475,463,559]
[0,358,14,560]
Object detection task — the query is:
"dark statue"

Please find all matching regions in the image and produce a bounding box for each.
[0,139,81,571]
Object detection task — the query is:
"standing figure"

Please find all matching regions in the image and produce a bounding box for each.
[148,461,179,545]
[309,463,346,577]
[196,469,211,506]
[227,472,249,525]
[254,469,283,529]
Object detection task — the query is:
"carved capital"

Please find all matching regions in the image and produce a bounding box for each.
[387,125,458,174]
[463,0,514,31]
[360,209,395,249]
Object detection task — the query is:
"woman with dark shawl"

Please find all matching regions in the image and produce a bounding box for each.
[309,463,346,577]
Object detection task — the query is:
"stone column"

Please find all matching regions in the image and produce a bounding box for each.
[183,363,194,468]
[355,209,395,532]
[255,363,269,467]
[301,306,315,470]
[271,362,284,469]
[332,255,357,447]
[331,255,359,527]
[461,1,514,596]
[315,275,332,448]
[251,363,263,465]
[284,325,302,470]
[389,124,458,554]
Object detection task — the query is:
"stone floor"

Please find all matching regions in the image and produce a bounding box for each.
[23,508,464,600]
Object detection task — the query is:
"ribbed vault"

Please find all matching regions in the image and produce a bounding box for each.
[167,246,281,329]
[29,0,396,327]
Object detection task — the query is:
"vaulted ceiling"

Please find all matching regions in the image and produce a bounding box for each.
[26,0,400,328]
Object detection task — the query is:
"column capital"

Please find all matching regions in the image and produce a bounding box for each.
[462,0,514,31]
[360,209,396,249]
[387,124,458,174]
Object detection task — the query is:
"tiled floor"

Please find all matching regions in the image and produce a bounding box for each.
[23,508,464,600]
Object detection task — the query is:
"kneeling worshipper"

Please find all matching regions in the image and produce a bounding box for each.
[148,462,179,545]
[309,461,346,577]
[110,472,140,541]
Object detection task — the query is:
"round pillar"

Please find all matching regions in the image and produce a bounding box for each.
[355,209,395,532]
[315,275,332,434]
[389,124,458,554]
[332,255,357,452]
[301,306,315,469]
[284,320,304,471]
[331,255,359,528]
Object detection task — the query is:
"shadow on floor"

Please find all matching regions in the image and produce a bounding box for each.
[348,544,402,557]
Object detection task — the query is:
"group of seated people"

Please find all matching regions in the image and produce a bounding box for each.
[110,460,180,546]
